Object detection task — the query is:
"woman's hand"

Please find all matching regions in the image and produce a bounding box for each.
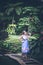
[29,33,31,36]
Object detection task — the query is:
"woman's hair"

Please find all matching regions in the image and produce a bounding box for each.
[22,30,31,35]
[22,30,27,35]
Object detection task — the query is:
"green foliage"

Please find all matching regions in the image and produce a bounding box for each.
[16,16,40,34]
[5,7,14,15]
[22,7,39,14]
[15,7,22,15]
[0,35,21,53]
[15,6,40,34]
[6,24,16,35]
[19,17,29,23]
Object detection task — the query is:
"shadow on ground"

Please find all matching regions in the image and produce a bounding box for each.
[0,56,21,65]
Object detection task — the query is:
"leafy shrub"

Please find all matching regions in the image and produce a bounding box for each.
[0,35,21,53]
[6,24,16,35]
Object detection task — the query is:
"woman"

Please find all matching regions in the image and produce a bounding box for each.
[19,30,31,59]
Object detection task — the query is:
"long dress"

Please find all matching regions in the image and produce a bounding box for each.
[22,35,29,54]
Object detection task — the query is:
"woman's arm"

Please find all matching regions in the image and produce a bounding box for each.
[29,33,31,36]
[28,33,31,39]
[18,35,23,42]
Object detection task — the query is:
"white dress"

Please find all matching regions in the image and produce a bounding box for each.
[22,35,29,53]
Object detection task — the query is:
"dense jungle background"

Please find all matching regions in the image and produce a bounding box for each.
[0,0,43,63]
